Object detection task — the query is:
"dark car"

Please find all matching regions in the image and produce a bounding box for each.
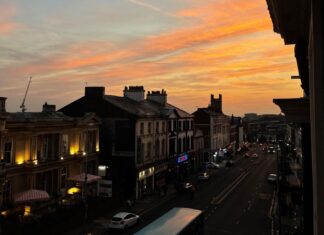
[267,174,277,184]
[197,172,209,181]
[226,160,234,167]
[268,145,275,154]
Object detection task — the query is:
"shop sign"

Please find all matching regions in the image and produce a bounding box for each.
[177,153,188,164]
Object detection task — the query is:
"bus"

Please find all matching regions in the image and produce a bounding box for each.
[134,207,204,235]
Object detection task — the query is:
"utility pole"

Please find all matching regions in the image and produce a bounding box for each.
[20,77,32,112]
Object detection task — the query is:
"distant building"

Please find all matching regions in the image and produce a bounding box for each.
[243,114,288,143]
[193,94,231,161]
[0,99,100,209]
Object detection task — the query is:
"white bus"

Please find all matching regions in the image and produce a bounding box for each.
[134,207,204,235]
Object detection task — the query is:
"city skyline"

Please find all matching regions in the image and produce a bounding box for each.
[0,0,302,115]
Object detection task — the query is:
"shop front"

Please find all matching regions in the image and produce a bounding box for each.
[136,167,155,199]
[154,163,168,189]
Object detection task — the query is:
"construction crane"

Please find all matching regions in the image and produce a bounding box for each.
[20,76,32,112]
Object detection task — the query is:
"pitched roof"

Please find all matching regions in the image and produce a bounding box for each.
[7,112,74,123]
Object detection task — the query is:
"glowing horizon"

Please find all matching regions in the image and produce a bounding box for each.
[0,0,302,116]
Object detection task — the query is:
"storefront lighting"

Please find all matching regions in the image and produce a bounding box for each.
[98,165,106,171]
[16,160,24,165]
[33,160,38,165]
[83,152,87,156]
[1,210,8,217]
[24,206,31,216]
[60,157,64,160]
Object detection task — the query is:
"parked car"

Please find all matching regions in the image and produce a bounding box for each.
[226,160,234,167]
[177,182,193,193]
[244,153,250,158]
[267,174,277,184]
[109,212,140,229]
[197,172,209,181]
[252,153,259,158]
[268,146,275,154]
[206,162,220,169]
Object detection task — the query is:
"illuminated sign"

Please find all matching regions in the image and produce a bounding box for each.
[177,154,188,163]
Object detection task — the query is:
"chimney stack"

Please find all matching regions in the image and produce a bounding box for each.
[42,102,56,113]
[124,86,145,102]
[85,87,105,98]
[0,97,7,113]
[147,89,167,106]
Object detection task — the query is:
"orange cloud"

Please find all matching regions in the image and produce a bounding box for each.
[0,0,301,115]
[0,3,18,35]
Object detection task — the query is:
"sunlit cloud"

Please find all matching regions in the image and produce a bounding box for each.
[0,0,301,115]
[0,2,19,35]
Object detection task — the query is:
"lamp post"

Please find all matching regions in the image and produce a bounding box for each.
[83,152,88,224]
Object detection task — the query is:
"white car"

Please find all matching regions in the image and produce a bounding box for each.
[109,212,140,229]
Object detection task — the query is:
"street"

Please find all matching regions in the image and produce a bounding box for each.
[99,147,276,235]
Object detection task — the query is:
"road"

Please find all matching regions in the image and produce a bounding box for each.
[103,146,276,235]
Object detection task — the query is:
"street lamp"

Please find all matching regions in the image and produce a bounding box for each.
[83,152,88,224]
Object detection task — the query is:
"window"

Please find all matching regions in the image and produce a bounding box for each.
[178,121,182,131]
[3,140,12,164]
[140,122,144,135]
[147,142,151,159]
[84,131,96,153]
[2,181,10,207]
[61,167,67,189]
[155,139,160,157]
[156,122,159,133]
[148,122,152,134]
[37,134,60,161]
[162,139,165,156]
[162,122,166,133]
[62,134,69,155]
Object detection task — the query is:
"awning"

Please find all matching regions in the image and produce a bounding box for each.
[67,173,101,183]
[14,189,50,204]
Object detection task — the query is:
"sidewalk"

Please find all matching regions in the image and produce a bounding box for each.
[68,183,178,235]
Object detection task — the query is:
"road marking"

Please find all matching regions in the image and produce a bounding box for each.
[211,172,249,205]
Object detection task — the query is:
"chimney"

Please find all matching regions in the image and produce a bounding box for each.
[85,87,105,98]
[210,93,223,113]
[123,86,145,102]
[0,97,7,113]
[42,102,56,113]
[147,89,167,106]
[0,97,7,131]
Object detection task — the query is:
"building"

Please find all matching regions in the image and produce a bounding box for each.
[60,86,194,200]
[193,94,231,162]
[243,114,288,143]
[229,115,244,156]
[193,129,205,172]
[0,99,100,209]
[266,0,324,234]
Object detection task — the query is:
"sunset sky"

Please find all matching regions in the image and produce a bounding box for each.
[0,0,302,115]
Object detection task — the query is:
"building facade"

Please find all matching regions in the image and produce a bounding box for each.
[193,94,230,162]
[0,100,100,209]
